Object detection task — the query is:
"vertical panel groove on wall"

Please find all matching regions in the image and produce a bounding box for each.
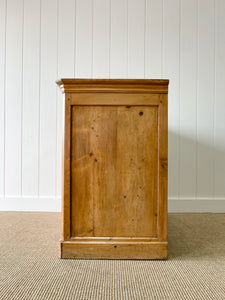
[91,0,94,78]
[0,0,7,197]
[22,0,41,196]
[145,0,163,79]
[55,0,59,197]
[57,0,75,197]
[128,0,145,78]
[75,0,93,78]
[212,0,216,199]
[195,0,199,201]
[110,0,128,78]
[197,0,214,199]
[178,0,181,201]
[4,0,7,197]
[38,0,42,197]
[74,0,76,76]
[144,0,146,78]
[21,0,24,195]
[39,0,57,196]
[109,0,111,78]
[5,0,23,196]
[163,0,180,200]
[214,0,225,198]
[178,0,182,202]
[126,0,128,77]
[161,0,164,77]
[179,0,197,198]
[38,0,42,196]
[93,0,110,78]
[214,0,218,198]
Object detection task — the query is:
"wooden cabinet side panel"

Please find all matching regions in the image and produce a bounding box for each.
[70,105,159,238]
[114,106,158,237]
[70,106,94,237]
[70,106,117,237]
[91,107,118,236]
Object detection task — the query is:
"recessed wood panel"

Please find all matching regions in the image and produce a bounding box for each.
[71,105,158,238]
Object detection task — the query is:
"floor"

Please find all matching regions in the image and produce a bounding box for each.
[0,213,224,299]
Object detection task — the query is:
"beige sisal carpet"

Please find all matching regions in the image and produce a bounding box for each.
[0,212,224,299]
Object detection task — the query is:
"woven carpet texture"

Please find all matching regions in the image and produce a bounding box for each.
[0,213,224,300]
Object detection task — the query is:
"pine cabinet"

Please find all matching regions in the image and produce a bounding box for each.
[56,79,169,259]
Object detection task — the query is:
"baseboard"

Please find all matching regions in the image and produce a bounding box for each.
[0,196,225,213]
[59,240,168,259]
[0,196,61,212]
[168,198,225,213]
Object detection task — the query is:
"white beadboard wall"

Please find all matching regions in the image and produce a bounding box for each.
[0,0,225,212]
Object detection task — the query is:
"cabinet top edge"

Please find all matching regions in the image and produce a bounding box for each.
[56,78,169,94]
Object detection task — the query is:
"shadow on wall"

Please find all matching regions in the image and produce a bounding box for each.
[168,130,225,212]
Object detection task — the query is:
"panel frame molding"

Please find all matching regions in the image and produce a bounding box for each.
[56,79,169,94]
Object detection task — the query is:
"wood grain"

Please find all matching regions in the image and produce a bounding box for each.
[70,93,161,106]
[59,240,168,260]
[71,105,158,238]
[71,106,93,237]
[91,107,117,236]
[115,106,158,237]
[62,93,71,240]
[158,94,168,241]
[56,79,169,94]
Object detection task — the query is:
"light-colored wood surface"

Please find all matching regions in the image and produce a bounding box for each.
[70,105,158,238]
[61,94,71,241]
[114,106,158,237]
[69,93,161,106]
[59,240,168,260]
[56,79,169,94]
[57,79,169,259]
[158,94,168,241]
